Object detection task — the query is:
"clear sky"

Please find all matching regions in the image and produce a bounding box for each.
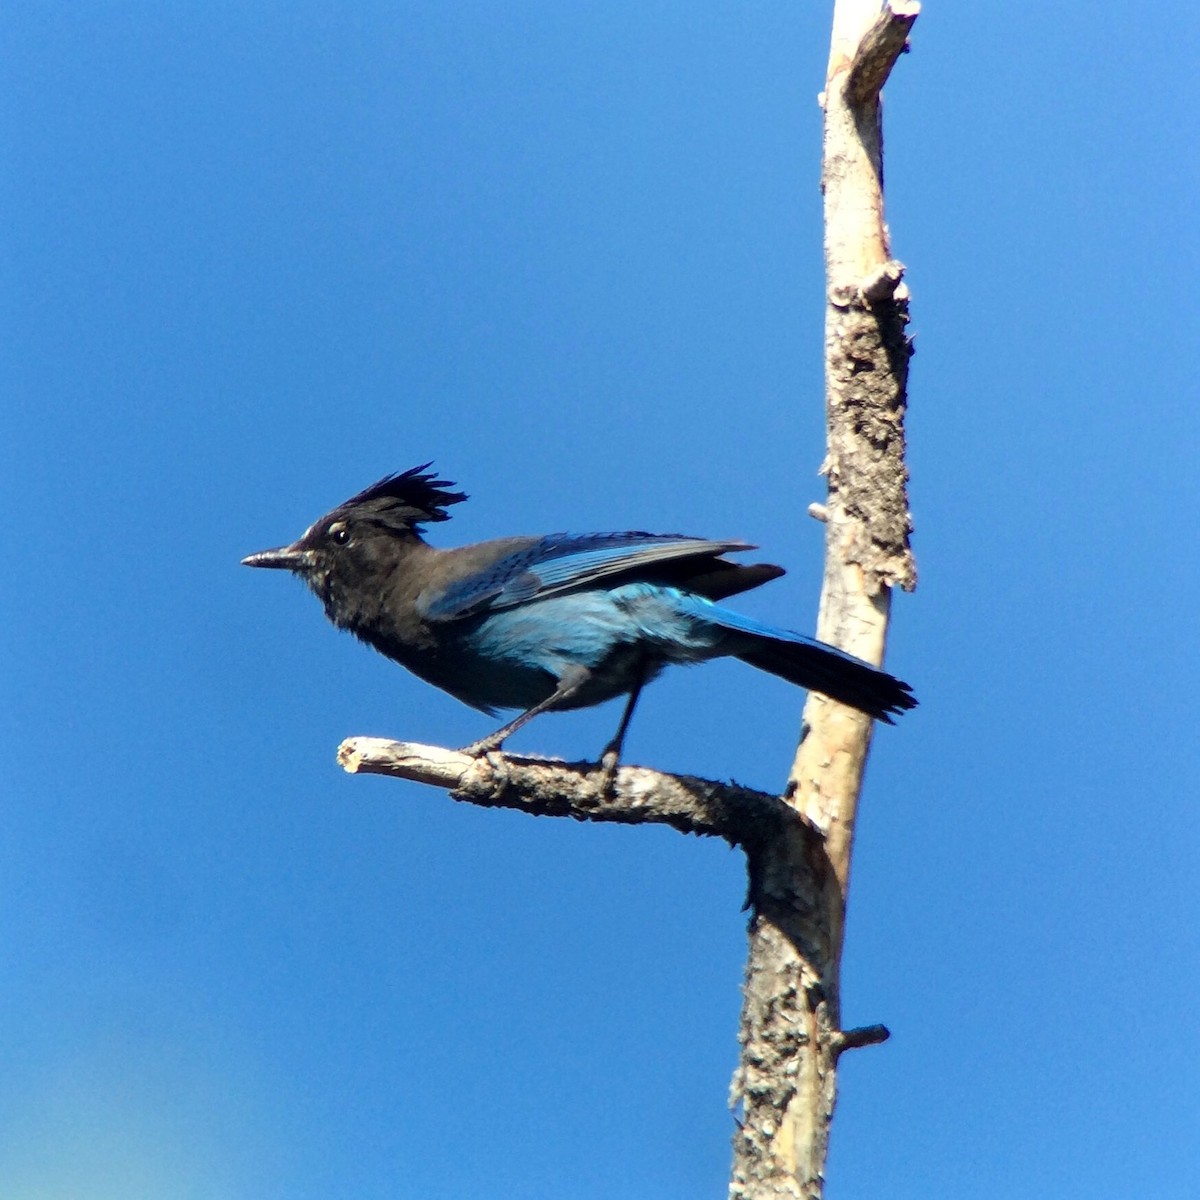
[3,3,1197,1197]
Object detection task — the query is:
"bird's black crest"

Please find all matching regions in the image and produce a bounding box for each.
[332,463,468,528]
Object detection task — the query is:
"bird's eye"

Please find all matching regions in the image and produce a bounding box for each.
[330,524,350,545]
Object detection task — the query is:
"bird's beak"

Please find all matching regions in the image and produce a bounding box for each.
[241,543,313,571]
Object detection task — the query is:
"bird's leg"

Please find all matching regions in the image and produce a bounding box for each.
[459,665,591,757]
[597,663,647,784]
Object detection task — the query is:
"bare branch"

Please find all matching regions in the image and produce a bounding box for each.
[847,1,920,106]
[832,1023,891,1056]
[330,10,919,1197]
[337,737,795,846]
[730,1,918,1193]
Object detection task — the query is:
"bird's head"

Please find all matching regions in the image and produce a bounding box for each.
[241,464,467,618]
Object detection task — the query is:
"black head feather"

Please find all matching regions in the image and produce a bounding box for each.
[331,463,468,530]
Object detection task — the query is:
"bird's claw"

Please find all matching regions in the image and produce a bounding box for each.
[594,746,621,794]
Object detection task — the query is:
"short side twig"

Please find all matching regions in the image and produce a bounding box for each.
[832,1023,891,1057]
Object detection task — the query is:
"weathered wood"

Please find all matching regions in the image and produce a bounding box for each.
[336,6,918,1196]
[338,737,797,847]
[729,3,918,1195]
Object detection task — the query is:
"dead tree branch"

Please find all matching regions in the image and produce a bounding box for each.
[338,737,795,847]
[729,2,918,1196]
[337,5,918,1197]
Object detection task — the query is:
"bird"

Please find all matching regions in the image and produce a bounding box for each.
[242,464,916,766]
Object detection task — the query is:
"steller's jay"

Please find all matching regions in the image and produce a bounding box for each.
[242,465,915,766]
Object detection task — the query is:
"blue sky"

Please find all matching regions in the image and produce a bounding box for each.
[3,3,1197,1197]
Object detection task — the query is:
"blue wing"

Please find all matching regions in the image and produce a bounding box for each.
[422,532,753,623]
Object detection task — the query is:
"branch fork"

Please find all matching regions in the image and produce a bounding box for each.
[337,3,919,1196]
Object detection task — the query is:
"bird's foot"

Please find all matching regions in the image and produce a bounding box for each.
[593,745,622,794]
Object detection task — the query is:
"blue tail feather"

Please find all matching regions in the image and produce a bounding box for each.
[673,592,916,721]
